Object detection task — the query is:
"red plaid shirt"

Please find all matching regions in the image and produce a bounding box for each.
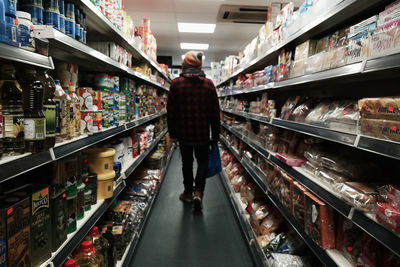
[167,69,221,145]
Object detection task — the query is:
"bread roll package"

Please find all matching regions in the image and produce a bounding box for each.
[361,117,400,141]
[304,192,335,249]
[259,213,281,236]
[338,182,378,213]
[359,97,400,121]
[292,182,307,228]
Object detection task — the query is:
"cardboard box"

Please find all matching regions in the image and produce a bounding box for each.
[304,192,335,249]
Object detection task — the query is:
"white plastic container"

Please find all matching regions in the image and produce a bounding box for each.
[16,11,35,51]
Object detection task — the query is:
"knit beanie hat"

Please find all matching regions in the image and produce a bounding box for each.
[182,51,203,70]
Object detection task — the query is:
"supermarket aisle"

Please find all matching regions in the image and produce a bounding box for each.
[130,150,255,267]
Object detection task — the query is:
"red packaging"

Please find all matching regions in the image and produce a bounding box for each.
[292,181,307,227]
[80,111,94,134]
[93,91,102,111]
[304,192,335,249]
[275,153,306,167]
[78,87,94,111]
[376,202,400,234]
[92,112,102,133]
[388,185,400,209]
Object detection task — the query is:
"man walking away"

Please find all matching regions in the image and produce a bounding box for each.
[167,51,221,212]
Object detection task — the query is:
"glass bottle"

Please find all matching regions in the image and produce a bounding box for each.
[54,80,69,142]
[102,226,115,267]
[0,64,24,156]
[21,69,46,153]
[76,177,85,220]
[37,70,56,149]
[64,87,75,140]
[68,86,81,137]
[74,241,100,267]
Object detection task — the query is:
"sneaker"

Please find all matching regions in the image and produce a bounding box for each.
[193,190,203,211]
[179,192,193,203]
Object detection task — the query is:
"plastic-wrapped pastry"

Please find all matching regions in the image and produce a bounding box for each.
[289,98,317,122]
[316,168,349,185]
[257,234,277,249]
[359,97,400,120]
[376,202,400,234]
[360,118,400,142]
[260,213,281,235]
[269,254,309,267]
[231,175,244,193]
[281,96,302,120]
[338,182,378,212]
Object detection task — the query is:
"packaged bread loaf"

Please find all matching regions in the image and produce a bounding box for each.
[316,168,349,185]
[260,213,281,235]
[304,192,335,249]
[360,118,400,142]
[359,97,400,120]
[338,182,378,212]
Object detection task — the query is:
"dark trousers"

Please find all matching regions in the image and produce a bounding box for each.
[179,144,209,193]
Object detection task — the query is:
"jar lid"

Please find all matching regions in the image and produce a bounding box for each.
[62,259,77,267]
[79,241,94,253]
[16,11,32,21]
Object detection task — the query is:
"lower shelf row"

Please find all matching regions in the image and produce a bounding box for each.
[220,136,400,267]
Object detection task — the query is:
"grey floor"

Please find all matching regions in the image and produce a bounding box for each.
[130,150,256,267]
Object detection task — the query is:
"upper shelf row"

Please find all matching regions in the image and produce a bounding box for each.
[215,0,392,88]
[0,0,170,88]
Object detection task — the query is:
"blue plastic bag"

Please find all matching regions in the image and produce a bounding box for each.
[207,143,222,178]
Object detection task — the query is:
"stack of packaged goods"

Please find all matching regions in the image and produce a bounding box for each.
[220,149,319,266]
[88,42,133,68]
[216,0,400,94]
[221,129,400,266]
[135,18,157,61]
[61,135,170,266]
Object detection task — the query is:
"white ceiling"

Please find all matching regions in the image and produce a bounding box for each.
[125,0,304,67]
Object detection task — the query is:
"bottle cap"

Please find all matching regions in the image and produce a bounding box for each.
[88,226,99,236]
[78,240,95,254]
[62,259,77,267]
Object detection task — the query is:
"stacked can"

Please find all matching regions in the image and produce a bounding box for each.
[64,0,74,38]
[43,0,60,30]
[18,0,44,25]
[58,0,65,33]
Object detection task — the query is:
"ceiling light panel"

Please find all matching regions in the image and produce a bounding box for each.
[180,43,209,50]
[178,23,216,33]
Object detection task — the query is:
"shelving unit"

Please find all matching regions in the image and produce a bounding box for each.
[38,128,168,267]
[117,144,175,267]
[0,42,54,69]
[221,123,400,259]
[219,169,269,267]
[221,108,400,160]
[78,0,170,82]
[216,0,390,87]
[220,136,341,267]
[0,111,166,183]
[33,26,169,91]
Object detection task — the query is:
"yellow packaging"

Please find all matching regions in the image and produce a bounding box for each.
[84,148,116,174]
[97,171,115,200]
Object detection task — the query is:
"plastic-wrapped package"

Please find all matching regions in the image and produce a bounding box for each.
[371,19,400,58]
[294,40,316,61]
[257,234,276,249]
[316,168,348,185]
[231,175,244,192]
[303,160,319,176]
[269,254,309,267]
[328,101,359,132]
[260,213,281,236]
[263,233,286,255]
[275,153,306,167]
[281,96,302,120]
[292,182,307,228]
[305,102,331,127]
[360,118,400,142]
[338,182,379,212]
[336,217,366,266]
[387,185,400,209]
[304,192,335,249]
[376,202,400,234]
[279,172,293,212]
[254,71,267,86]
[288,98,317,122]
[290,58,307,78]
[359,97,400,121]
[275,229,307,255]
[277,50,292,82]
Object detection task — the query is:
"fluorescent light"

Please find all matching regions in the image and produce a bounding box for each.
[181,54,206,60]
[178,23,216,33]
[180,43,209,50]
